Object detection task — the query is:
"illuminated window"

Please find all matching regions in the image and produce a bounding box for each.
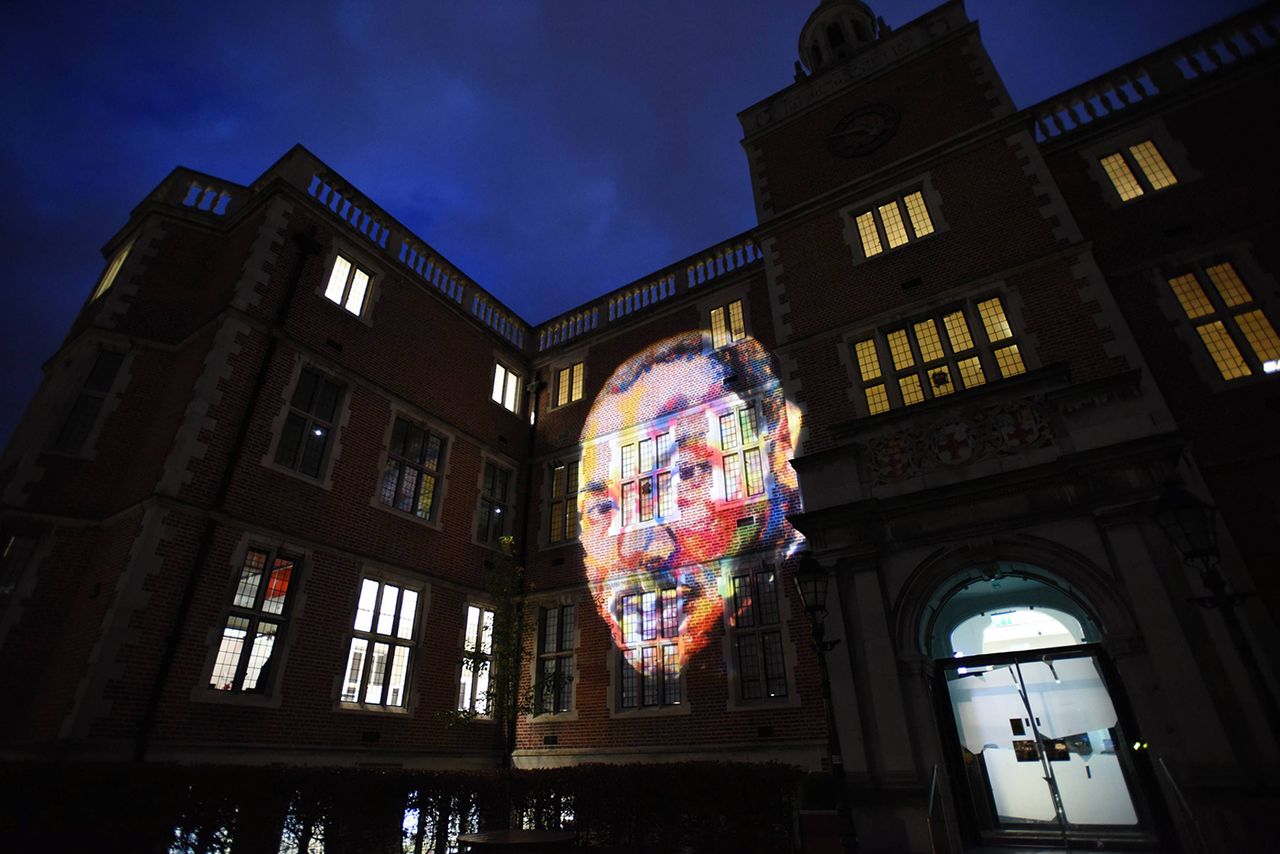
[710,299,747,349]
[379,417,445,521]
[619,589,682,709]
[548,459,580,544]
[491,363,521,413]
[339,577,420,708]
[852,190,936,259]
[322,253,372,316]
[477,462,512,546]
[720,404,765,500]
[535,603,576,714]
[1167,262,1280,381]
[274,368,343,479]
[1100,139,1178,202]
[730,564,787,700]
[458,605,495,715]
[90,241,133,302]
[852,295,1027,415]
[555,362,585,407]
[51,348,124,454]
[208,547,298,694]
[618,431,673,526]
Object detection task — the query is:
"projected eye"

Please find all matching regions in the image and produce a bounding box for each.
[680,461,713,481]
[585,500,615,522]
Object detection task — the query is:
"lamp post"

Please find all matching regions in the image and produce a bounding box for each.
[794,553,859,853]
[1155,485,1280,739]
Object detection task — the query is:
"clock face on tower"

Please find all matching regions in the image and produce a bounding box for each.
[828,104,899,158]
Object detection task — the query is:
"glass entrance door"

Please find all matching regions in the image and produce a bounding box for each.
[942,648,1144,839]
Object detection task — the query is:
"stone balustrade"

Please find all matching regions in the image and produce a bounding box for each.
[536,235,762,352]
[1029,4,1279,143]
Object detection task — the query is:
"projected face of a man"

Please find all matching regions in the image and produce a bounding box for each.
[578,333,800,667]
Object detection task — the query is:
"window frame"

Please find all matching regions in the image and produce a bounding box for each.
[320,250,376,319]
[204,545,302,700]
[265,363,346,487]
[476,458,515,548]
[375,412,448,525]
[844,181,943,263]
[613,588,685,714]
[614,429,675,531]
[491,362,523,414]
[533,600,578,717]
[47,346,128,457]
[709,297,749,350]
[546,456,581,546]
[552,361,586,409]
[90,240,134,303]
[1159,257,1280,385]
[717,400,767,503]
[1081,122,1198,210]
[847,293,1031,416]
[1098,139,1179,203]
[726,562,792,704]
[337,574,424,712]
[458,603,496,717]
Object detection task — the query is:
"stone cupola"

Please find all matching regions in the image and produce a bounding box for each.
[798,0,880,73]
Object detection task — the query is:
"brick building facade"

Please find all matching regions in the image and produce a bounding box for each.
[2,1,1277,851]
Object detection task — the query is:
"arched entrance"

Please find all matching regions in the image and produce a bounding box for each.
[926,563,1155,846]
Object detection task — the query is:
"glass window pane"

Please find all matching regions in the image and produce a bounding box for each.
[733,575,754,627]
[657,471,674,520]
[638,438,655,472]
[1205,263,1252,307]
[416,473,436,519]
[210,616,250,691]
[298,424,329,478]
[639,476,654,521]
[397,589,418,640]
[1237,310,1280,363]
[914,319,945,362]
[879,201,909,248]
[865,384,890,414]
[376,585,399,636]
[762,632,787,697]
[503,370,520,412]
[385,646,410,707]
[621,650,638,708]
[719,413,740,450]
[464,605,481,652]
[900,374,926,405]
[977,298,1013,342]
[737,634,763,699]
[663,645,681,705]
[473,658,490,715]
[887,329,914,370]
[571,363,585,401]
[233,550,268,609]
[622,595,640,646]
[557,367,570,407]
[365,642,389,704]
[311,378,340,422]
[723,453,743,500]
[274,412,305,468]
[85,350,125,392]
[659,591,678,639]
[739,407,759,445]
[1129,140,1177,190]
[744,447,765,497]
[710,307,728,349]
[993,345,1027,379]
[261,557,293,615]
[341,637,367,702]
[345,268,370,314]
[956,356,986,388]
[550,500,565,542]
[324,255,352,304]
[856,212,883,257]
[855,339,881,381]
[641,592,658,641]
[656,432,673,468]
[53,394,104,453]
[491,365,506,405]
[642,646,659,706]
[354,579,380,632]
[943,311,975,351]
[758,569,780,625]
[621,481,635,527]
[621,444,637,479]
[1197,321,1252,379]
[480,608,494,654]
[904,191,934,237]
[241,622,278,691]
[1100,153,1144,201]
[729,300,746,341]
[928,366,955,396]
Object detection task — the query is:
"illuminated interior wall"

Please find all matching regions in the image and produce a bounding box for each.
[575,331,804,671]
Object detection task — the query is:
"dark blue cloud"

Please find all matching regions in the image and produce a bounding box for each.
[0,0,1254,447]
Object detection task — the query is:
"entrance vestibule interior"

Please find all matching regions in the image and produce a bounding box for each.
[927,565,1150,842]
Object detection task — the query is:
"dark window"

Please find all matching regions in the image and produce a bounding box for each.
[477,462,511,545]
[732,565,788,700]
[537,603,576,714]
[208,548,298,693]
[548,460,579,544]
[52,349,124,454]
[619,589,681,709]
[379,417,446,520]
[275,368,342,478]
[827,23,846,47]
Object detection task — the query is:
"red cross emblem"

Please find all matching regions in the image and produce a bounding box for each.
[935,423,972,464]
[1000,407,1040,448]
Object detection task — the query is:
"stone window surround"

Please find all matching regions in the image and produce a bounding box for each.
[333,566,431,716]
[840,172,950,266]
[1078,117,1199,210]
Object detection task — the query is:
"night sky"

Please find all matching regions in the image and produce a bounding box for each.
[0,0,1256,448]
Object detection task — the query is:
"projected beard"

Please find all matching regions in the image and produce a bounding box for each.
[578,332,802,669]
